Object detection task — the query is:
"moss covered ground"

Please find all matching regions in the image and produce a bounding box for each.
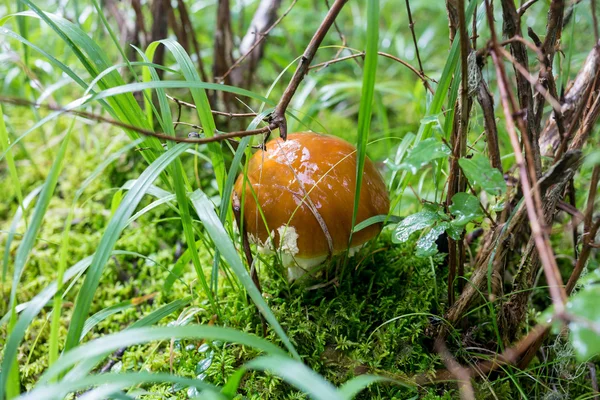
[1,122,594,399]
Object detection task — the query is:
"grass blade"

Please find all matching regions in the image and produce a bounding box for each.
[0,104,25,231]
[63,144,191,354]
[20,372,221,400]
[41,325,287,383]
[189,190,300,359]
[350,0,380,245]
[1,124,72,398]
[244,355,342,400]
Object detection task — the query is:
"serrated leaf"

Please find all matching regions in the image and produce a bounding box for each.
[459,155,506,196]
[392,209,441,243]
[566,285,600,361]
[398,138,451,174]
[449,192,483,226]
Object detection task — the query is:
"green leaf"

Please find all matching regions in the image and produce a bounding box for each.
[399,138,451,174]
[392,209,441,243]
[566,285,600,361]
[449,192,483,226]
[459,155,506,196]
[416,222,449,257]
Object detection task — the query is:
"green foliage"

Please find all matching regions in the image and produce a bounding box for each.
[398,138,451,175]
[458,154,507,196]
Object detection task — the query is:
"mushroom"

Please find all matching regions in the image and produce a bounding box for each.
[233,132,390,280]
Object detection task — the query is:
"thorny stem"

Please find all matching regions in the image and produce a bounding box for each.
[404,0,425,79]
[446,0,470,305]
[486,0,567,311]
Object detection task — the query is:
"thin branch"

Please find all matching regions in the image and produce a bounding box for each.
[566,165,600,293]
[518,0,538,16]
[446,0,472,306]
[500,0,540,176]
[217,0,298,83]
[435,340,475,400]
[593,0,600,42]
[308,51,435,94]
[167,95,259,118]
[269,0,349,139]
[476,79,502,171]
[0,95,274,144]
[487,0,567,312]
[405,0,425,77]
[496,47,562,112]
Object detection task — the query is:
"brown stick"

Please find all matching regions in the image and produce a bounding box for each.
[500,0,540,176]
[405,0,425,79]
[167,95,259,118]
[269,0,349,140]
[476,79,502,172]
[0,95,275,145]
[488,0,567,311]
[219,0,295,84]
[309,51,435,94]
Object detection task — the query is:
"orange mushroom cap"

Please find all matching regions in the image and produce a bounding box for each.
[233,132,390,279]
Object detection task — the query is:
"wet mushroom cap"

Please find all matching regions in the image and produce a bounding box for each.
[233,132,390,265]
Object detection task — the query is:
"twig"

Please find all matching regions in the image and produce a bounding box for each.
[434,339,475,400]
[167,95,259,118]
[420,323,550,385]
[177,0,210,83]
[0,95,275,144]
[496,47,562,111]
[269,0,349,140]
[568,178,578,259]
[540,40,600,155]
[476,79,502,171]
[217,0,298,83]
[593,0,600,42]
[405,0,425,78]
[446,0,472,306]
[487,0,567,312]
[322,0,357,68]
[517,0,538,16]
[308,51,435,94]
[566,165,600,293]
[500,0,540,176]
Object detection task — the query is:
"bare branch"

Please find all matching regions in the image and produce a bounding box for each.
[309,51,435,94]
[0,96,274,145]
[405,0,425,78]
[218,0,297,84]
[488,0,567,315]
[269,0,349,140]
